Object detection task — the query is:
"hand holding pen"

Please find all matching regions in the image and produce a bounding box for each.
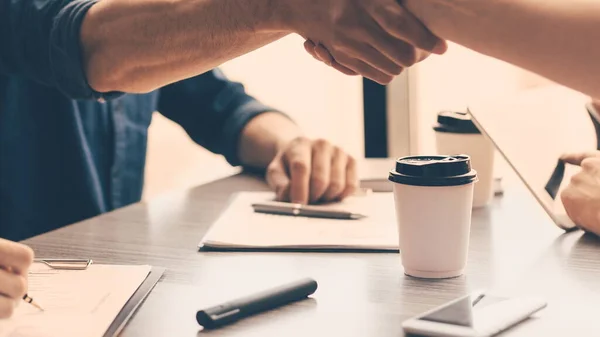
[0,238,43,317]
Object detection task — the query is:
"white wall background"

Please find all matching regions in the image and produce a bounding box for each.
[409,42,552,155]
[143,38,551,200]
[217,35,365,158]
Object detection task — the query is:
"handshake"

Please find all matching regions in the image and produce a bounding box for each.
[289,0,445,84]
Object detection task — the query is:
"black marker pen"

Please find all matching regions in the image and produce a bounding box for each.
[196,278,318,329]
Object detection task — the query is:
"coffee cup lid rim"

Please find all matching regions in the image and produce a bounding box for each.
[388,155,478,187]
[388,169,478,187]
[433,110,480,134]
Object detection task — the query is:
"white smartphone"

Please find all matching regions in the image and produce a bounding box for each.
[402,290,547,337]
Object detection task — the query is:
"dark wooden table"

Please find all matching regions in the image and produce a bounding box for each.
[23,172,600,336]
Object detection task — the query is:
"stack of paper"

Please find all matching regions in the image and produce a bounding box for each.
[199,191,399,251]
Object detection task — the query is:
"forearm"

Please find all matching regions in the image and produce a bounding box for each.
[238,112,302,169]
[81,0,290,93]
[404,0,600,99]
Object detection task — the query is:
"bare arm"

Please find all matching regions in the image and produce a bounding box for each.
[403,0,600,98]
[81,0,289,93]
[82,0,448,93]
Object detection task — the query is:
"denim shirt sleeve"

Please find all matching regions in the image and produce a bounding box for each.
[157,68,284,167]
[0,0,121,101]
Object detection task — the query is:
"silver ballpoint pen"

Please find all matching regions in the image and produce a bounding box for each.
[251,202,366,220]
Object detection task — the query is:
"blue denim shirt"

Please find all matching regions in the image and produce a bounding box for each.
[0,0,276,240]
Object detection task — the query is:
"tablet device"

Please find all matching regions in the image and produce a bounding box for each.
[467,85,596,231]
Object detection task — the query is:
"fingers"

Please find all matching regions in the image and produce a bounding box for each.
[309,140,333,203]
[0,296,15,319]
[357,18,429,68]
[315,41,407,80]
[296,0,447,85]
[561,161,600,235]
[0,239,34,275]
[305,40,360,77]
[274,138,359,204]
[340,156,359,200]
[560,186,581,226]
[569,158,600,189]
[329,60,360,77]
[331,36,403,78]
[560,151,600,166]
[266,156,291,202]
[313,42,333,66]
[368,37,420,69]
[593,101,600,113]
[322,148,349,202]
[580,157,600,173]
[0,265,26,320]
[369,3,447,54]
[0,269,27,299]
[313,40,401,83]
[313,44,358,75]
[303,40,320,60]
[284,138,312,204]
[561,183,597,234]
[346,43,404,76]
[305,17,424,83]
[333,52,394,85]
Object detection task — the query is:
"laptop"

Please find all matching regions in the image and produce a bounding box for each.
[467,85,598,232]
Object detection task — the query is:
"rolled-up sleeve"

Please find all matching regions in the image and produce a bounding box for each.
[157,69,282,166]
[0,0,120,100]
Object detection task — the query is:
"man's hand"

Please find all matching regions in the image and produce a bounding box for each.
[592,99,600,112]
[266,137,358,204]
[0,239,34,318]
[560,151,600,236]
[286,0,447,85]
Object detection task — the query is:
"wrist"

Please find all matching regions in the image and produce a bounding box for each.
[259,0,324,36]
[402,0,441,35]
[403,0,471,39]
[273,122,303,154]
[238,111,302,168]
[274,133,301,154]
[251,0,297,32]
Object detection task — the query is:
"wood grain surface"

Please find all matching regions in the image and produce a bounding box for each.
[22,170,600,336]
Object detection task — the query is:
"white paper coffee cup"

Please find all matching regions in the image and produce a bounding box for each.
[434,111,495,208]
[389,155,477,279]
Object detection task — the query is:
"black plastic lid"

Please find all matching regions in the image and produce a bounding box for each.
[388,155,478,187]
[433,110,481,134]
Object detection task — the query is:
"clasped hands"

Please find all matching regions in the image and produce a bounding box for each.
[262,0,443,204]
[290,0,445,84]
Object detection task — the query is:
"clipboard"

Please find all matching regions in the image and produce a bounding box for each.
[32,259,165,337]
[105,267,165,337]
[34,258,93,270]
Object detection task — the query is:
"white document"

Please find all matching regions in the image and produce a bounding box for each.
[0,263,151,337]
[199,191,399,250]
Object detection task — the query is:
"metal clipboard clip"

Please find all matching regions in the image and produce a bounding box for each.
[34,259,93,270]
